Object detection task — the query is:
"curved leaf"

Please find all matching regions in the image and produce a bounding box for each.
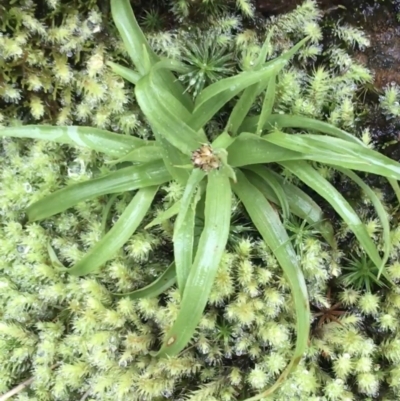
[155,170,231,357]
[256,76,276,135]
[145,201,181,229]
[135,75,200,156]
[27,160,171,221]
[174,169,206,294]
[281,161,382,268]
[234,170,310,400]
[336,168,391,277]
[107,61,141,85]
[226,81,268,136]
[227,132,302,167]
[106,146,163,165]
[101,194,119,235]
[265,132,400,180]
[245,168,336,248]
[110,0,157,75]
[154,134,191,185]
[192,37,309,132]
[66,186,158,276]
[240,113,364,144]
[113,263,176,299]
[0,125,147,157]
[191,60,285,132]
[245,166,290,220]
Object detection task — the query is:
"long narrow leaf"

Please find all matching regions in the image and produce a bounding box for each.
[191,61,285,132]
[240,114,364,144]
[107,61,141,85]
[113,263,176,299]
[191,37,309,132]
[145,201,181,229]
[245,166,290,220]
[110,0,157,75]
[226,81,268,136]
[225,29,275,135]
[27,160,170,221]
[245,168,336,248]
[66,186,158,276]
[281,161,382,268]
[174,169,206,294]
[227,132,303,167]
[106,146,163,165]
[155,170,231,357]
[153,134,191,185]
[234,170,310,400]
[101,194,119,235]
[0,125,147,156]
[256,76,276,135]
[110,0,193,110]
[148,70,207,143]
[265,132,400,180]
[135,75,200,155]
[336,168,391,277]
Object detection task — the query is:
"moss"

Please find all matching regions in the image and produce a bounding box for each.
[1,0,400,400]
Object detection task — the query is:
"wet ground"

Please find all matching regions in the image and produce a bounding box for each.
[257,0,400,90]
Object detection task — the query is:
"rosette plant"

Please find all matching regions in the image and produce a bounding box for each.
[2,0,400,398]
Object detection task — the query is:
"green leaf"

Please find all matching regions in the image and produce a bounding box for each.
[256,75,276,135]
[174,169,206,294]
[153,134,191,185]
[244,165,290,220]
[101,194,119,235]
[135,74,201,156]
[66,186,158,276]
[191,37,309,132]
[107,61,141,85]
[388,178,400,204]
[234,170,310,400]
[145,201,181,229]
[264,132,400,180]
[151,58,192,75]
[155,170,231,357]
[110,0,157,75]
[240,114,364,144]
[27,160,171,221]
[106,146,163,165]
[113,263,176,299]
[0,125,147,157]
[226,81,268,136]
[245,168,336,248]
[227,132,302,167]
[148,69,207,143]
[191,60,285,132]
[224,31,275,135]
[281,161,382,268]
[337,168,391,278]
[253,28,275,69]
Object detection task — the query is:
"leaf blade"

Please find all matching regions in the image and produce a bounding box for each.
[155,170,231,357]
[227,132,303,167]
[265,132,400,180]
[110,0,157,75]
[281,161,382,268]
[337,168,391,277]
[244,168,336,248]
[233,170,310,400]
[0,125,147,157]
[174,169,206,294]
[67,186,158,276]
[113,263,176,299]
[27,160,171,221]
